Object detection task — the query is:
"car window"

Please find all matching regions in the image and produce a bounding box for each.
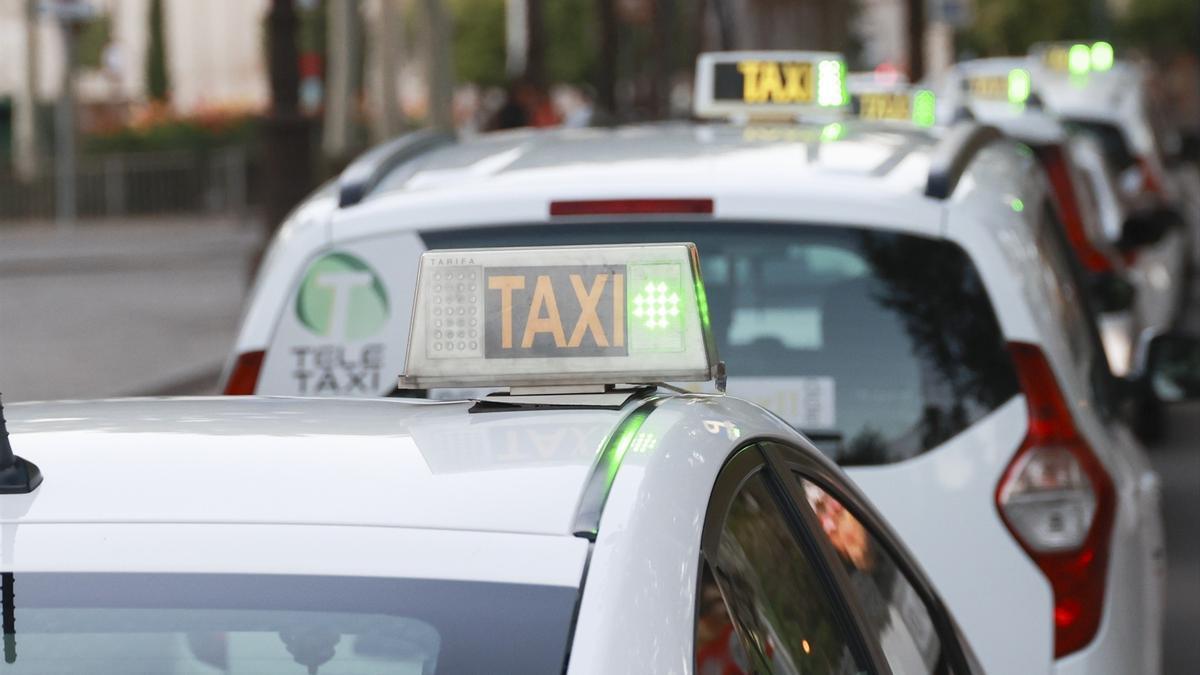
[0,572,578,674]
[1065,120,1137,172]
[423,223,1020,466]
[697,561,755,675]
[1033,203,1118,416]
[799,477,950,675]
[708,470,864,674]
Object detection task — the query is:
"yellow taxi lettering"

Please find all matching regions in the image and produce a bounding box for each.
[488,275,526,349]
[737,61,762,102]
[783,62,811,102]
[612,272,625,347]
[568,274,610,348]
[521,275,567,348]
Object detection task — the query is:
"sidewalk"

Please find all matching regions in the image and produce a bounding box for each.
[0,217,265,402]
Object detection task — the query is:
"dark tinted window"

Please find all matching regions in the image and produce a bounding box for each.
[1066,120,1136,172]
[0,573,577,674]
[800,478,950,675]
[424,223,1020,465]
[711,471,863,674]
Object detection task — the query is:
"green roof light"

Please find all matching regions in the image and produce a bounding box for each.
[911,89,936,127]
[632,281,681,331]
[1011,198,1025,213]
[1008,69,1032,104]
[1068,44,1091,75]
[816,59,847,107]
[1091,41,1114,71]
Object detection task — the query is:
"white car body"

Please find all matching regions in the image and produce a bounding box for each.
[224,120,1165,673]
[1033,60,1194,326]
[4,394,981,674]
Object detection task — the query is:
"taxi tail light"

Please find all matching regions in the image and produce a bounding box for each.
[549,199,714,217]
[222,350,265,395]
[997,342,1115,658]
[1036,145,1116,274]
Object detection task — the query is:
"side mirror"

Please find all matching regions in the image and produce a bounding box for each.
[1089,271,1137,313]
[1117,206,1179,252]
[1145,332,1200,403]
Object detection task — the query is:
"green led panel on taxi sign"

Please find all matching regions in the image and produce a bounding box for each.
[1090,42,1114,71]
[911,90,936,127]
[1008,69,1031,104]
[632,281,681,331]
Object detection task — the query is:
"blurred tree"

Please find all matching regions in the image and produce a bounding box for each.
[1116,0,1199,58]
[527,0,547,87]
[959,0,1092,56]
[595,0,618,119]
[545,0,596,84]
[451,0,506,86]
[146,0,169,102]
[77,12,111,69]
[263,0,314,242]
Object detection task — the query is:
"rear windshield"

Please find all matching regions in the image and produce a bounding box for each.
[0,572,577,674]
[423,223,1019,465]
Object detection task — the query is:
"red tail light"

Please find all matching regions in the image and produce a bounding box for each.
[222,350,265,395]
[997,342,1115,657]
[1036,146,1116,274]
[549,198,714,217]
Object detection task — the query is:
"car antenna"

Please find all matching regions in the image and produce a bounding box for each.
[0,394,42,494]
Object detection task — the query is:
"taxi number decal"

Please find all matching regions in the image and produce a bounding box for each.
[856,92,911,121]
[713,61,814,104]
[485,265,627,358]
[967,75,1008,100]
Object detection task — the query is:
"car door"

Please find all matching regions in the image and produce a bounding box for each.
[696,442,981,675]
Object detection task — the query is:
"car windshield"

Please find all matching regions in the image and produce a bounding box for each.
[0,573,577,674]
[423,222,1019,466]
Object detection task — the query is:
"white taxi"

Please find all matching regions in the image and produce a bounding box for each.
[222,52,1190,674]
[1,244,983,674]
[1026,45,1194,335]
[932,57,1177,379]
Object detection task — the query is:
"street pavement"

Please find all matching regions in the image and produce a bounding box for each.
[0,218,262,401]
[0,217,1196,668]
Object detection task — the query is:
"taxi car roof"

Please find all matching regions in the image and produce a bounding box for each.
[1034,61,1143,125]
[4,396,628,537]
[365,121,940,202]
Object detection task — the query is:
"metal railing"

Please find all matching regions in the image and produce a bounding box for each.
[0,147,256,224]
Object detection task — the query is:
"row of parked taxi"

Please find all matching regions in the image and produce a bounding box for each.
[2,44,1198,674]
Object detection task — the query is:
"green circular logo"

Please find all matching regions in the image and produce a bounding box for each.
[296,252,389,340]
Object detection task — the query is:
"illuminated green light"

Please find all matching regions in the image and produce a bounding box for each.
[1068,44,1091,75]
[1011,198,1025,213]
[911,89,936,127]
[604,412,648,486]
[817,59,847,107]
[820,122,845,142]
[694,276,711,332]
[1008,69,1031,104]
[1091,41,1114,71]
[628,431,657,454]
[632,280,681,331]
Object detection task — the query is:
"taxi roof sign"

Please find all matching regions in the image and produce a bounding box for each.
[847,84,937,128]
[693,51,848,120]
[399,244,720,390]
[1031,41,1115,75]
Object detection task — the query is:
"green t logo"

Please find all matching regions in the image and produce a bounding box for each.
[296,253,389,340]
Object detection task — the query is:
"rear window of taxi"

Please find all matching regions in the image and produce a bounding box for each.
[423,222,1020,466]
